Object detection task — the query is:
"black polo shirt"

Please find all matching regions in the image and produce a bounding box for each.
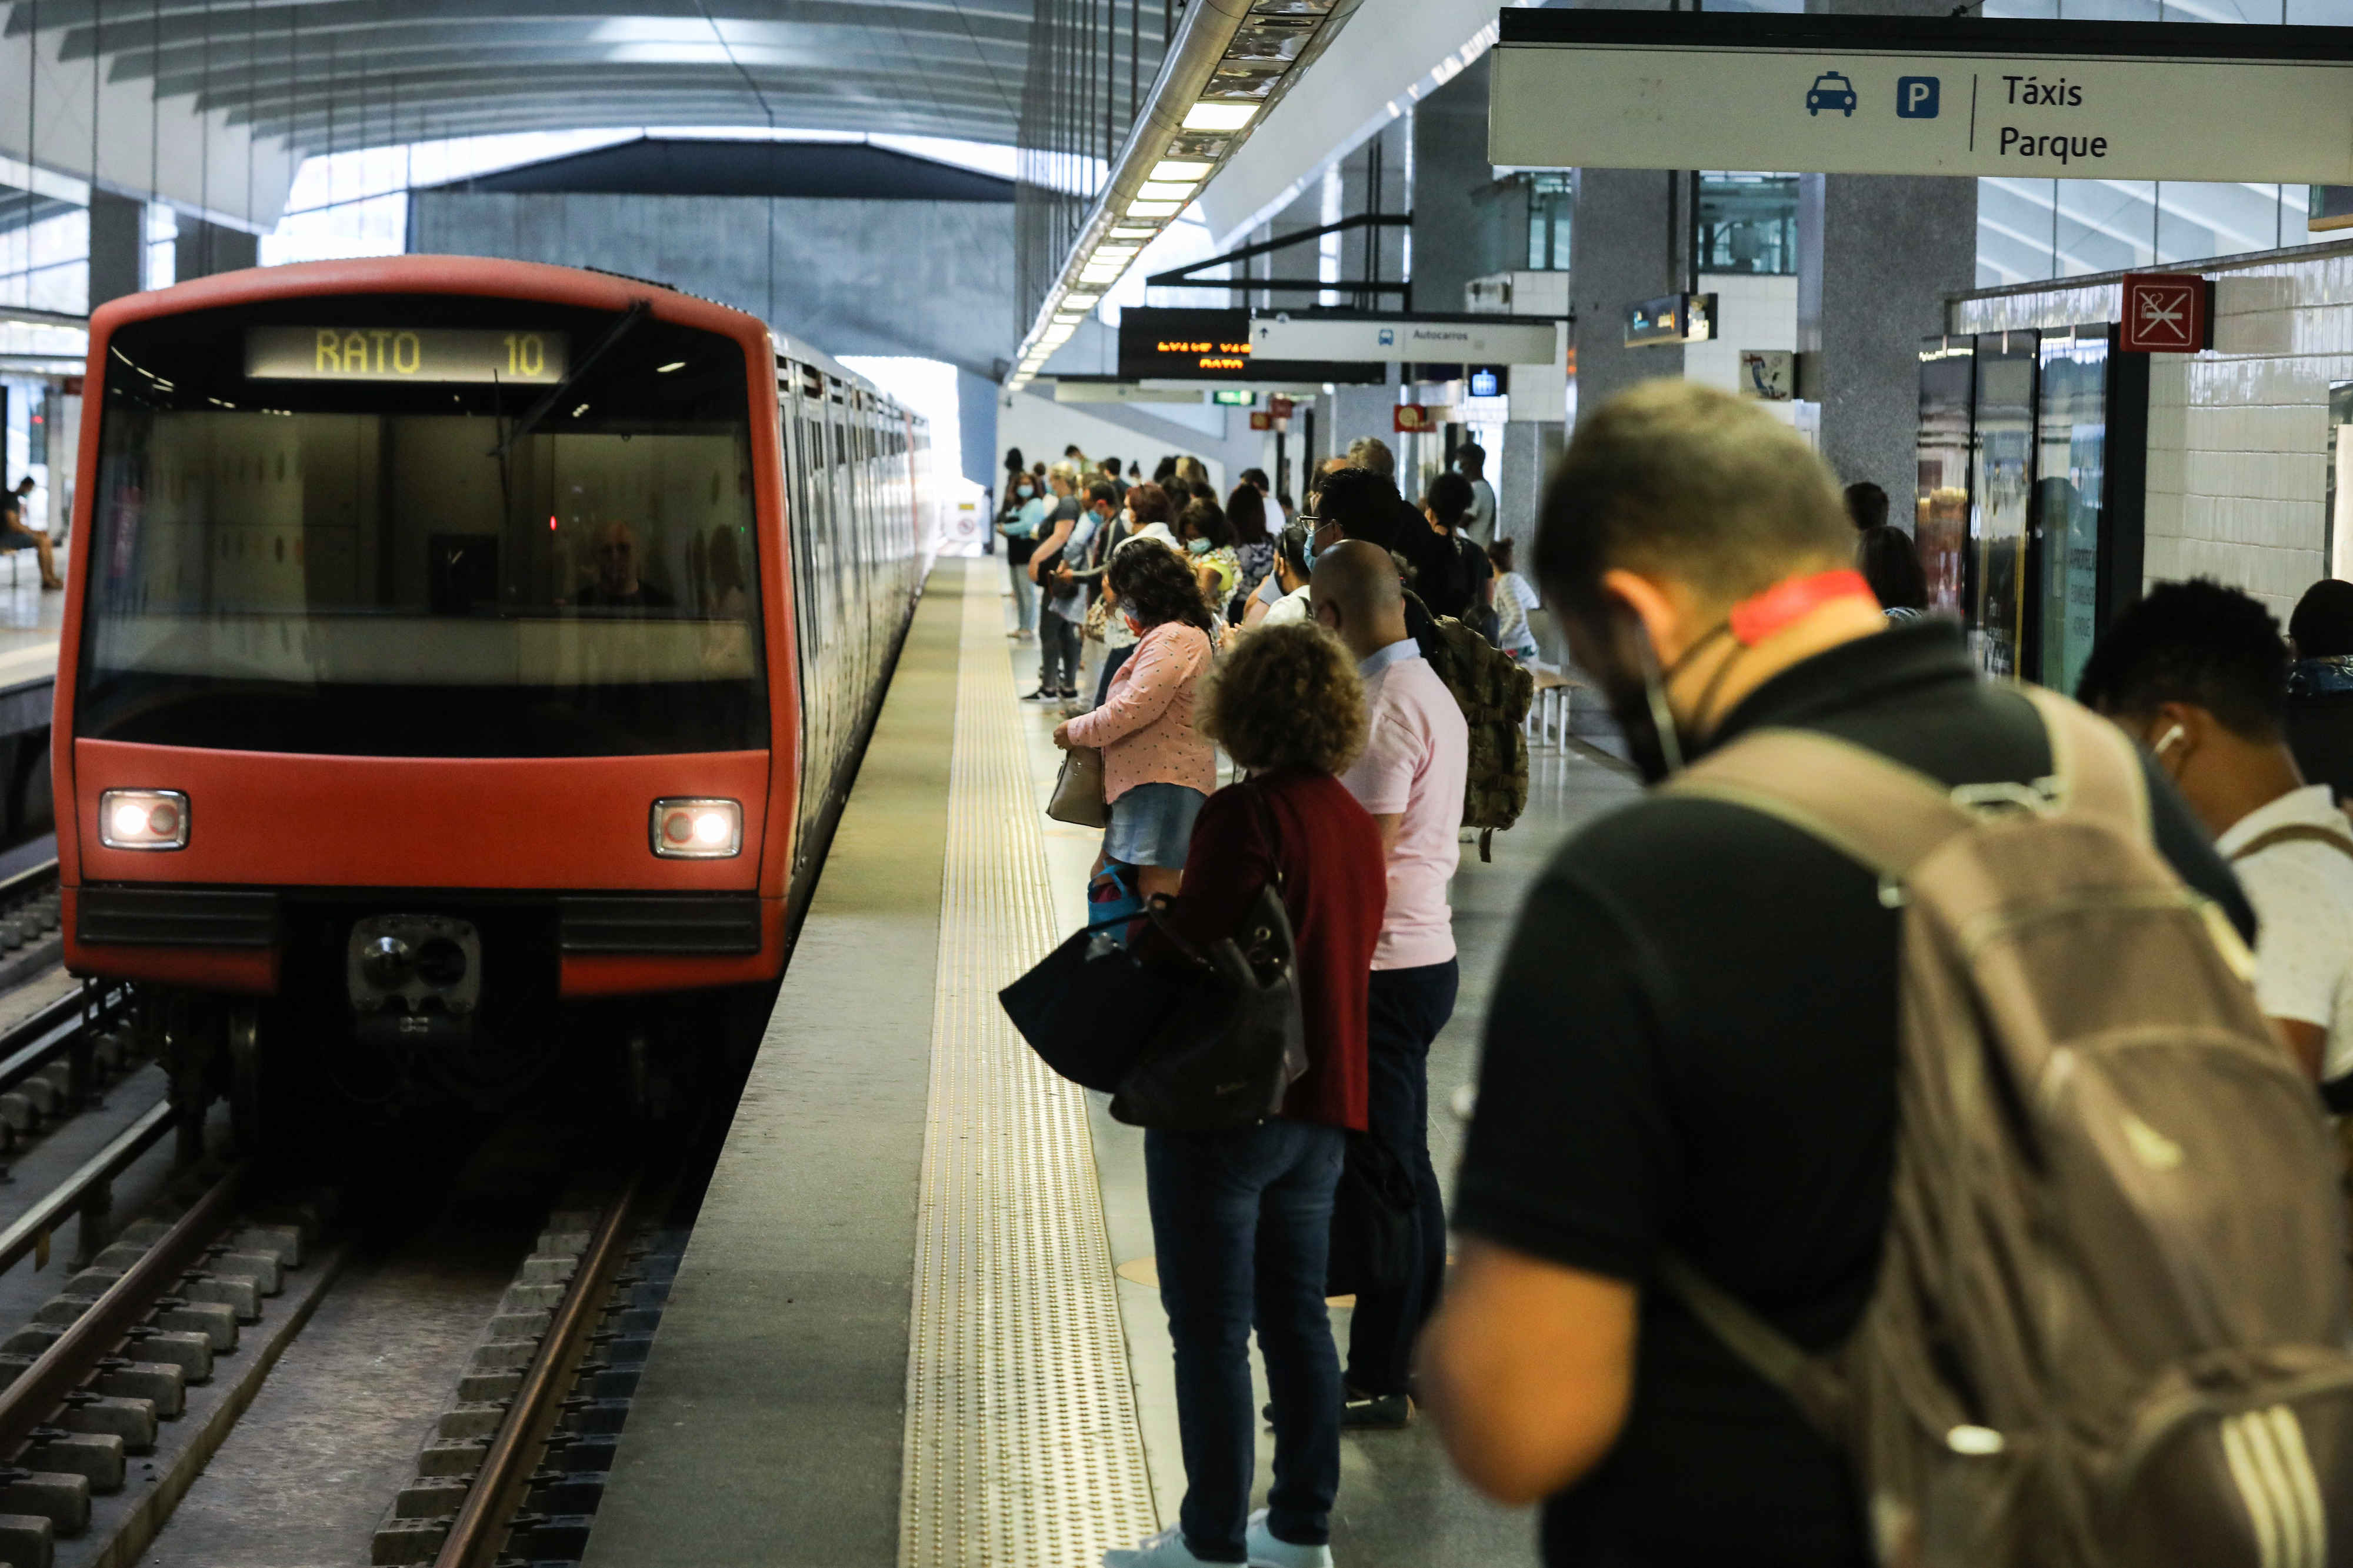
[1453,619,2252,1567]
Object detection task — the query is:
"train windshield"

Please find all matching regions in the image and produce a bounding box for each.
[79,295,766,758]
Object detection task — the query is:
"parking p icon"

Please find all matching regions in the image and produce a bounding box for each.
[1897,76,1941,118]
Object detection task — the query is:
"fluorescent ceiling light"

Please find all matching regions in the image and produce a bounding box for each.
[1151,159,1213,181]
[1137,182,1196,203]
[1094,245,1141,259]
[1125,199,1184,218]
[1183,102,1258,131]
[1064,292,1101,305]
[1109,225,1158,239]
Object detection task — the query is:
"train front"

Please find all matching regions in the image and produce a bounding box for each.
[54,263,792,1129]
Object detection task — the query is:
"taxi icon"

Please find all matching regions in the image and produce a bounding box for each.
[1807,71,1858,116]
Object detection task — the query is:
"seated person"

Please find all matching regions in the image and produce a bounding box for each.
[1,477,62,592]
[573,522,674,610]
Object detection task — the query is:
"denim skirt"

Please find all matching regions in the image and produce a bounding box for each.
[1103,782,1207,870]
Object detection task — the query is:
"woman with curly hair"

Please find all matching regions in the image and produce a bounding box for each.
[1054,541,1218,903]
[1099,619,1385,1568]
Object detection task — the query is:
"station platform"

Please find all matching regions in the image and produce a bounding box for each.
[584,556,1640,1568]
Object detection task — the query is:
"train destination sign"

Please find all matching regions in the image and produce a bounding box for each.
[245,326,571,383]
[1491,11,2353,183]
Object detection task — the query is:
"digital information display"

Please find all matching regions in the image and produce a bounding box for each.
[1115,308,1380,386]
[244,326,571,384]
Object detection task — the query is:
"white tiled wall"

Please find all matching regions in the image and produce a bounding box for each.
[1956,246,2353,626]
[1684,272,1799,426]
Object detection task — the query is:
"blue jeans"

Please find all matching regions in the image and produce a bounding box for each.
[1008,554,1039,633]
[1345,959,1458,1397]
[1145,1117,1346,1563]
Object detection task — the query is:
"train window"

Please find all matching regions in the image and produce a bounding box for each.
[79,294,769,759]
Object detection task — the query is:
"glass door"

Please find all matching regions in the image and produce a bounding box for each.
[1916,336,1974,618]
[2034,326,2109,696]
[1970,331,2039,679]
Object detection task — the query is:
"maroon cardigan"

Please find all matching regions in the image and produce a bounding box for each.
[1139,768,1384,1131]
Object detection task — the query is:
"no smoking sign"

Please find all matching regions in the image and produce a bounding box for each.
[2120,272,2212,353]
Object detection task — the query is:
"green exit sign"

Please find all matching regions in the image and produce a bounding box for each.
[1212,389,1258,406]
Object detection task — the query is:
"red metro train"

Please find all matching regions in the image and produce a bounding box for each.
[55,256,934,1136]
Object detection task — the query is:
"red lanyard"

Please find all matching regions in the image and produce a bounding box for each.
[1726,569,1878,647]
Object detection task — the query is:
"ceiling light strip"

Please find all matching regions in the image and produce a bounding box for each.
[1006,0,1367,392]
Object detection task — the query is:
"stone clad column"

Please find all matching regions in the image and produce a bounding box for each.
[1797,0,1979,503]
[86,192,145,309]
[1568,167,1685,424]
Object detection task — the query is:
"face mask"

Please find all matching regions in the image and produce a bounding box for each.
[1016,485,1033,498]
[1585,605,1739,785]
[1187,538,1212,556]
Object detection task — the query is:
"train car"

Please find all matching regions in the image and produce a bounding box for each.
[54,255,932,1137]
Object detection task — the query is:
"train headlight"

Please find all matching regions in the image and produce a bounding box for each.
[651,798,742,859]
[99,789,190,850]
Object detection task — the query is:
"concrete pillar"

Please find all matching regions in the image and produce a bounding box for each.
[86,193,145,311]
[957,366,998,491]
[1798,0,1979,501]
[174,218,258,282]
[1411,52,1489,313]
[1569,166,1685,424]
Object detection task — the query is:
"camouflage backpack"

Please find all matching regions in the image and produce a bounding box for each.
[1407,590,1533,862]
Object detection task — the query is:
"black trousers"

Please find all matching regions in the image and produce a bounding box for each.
[1344,958,1459,1398]
[1038,610,1081,692]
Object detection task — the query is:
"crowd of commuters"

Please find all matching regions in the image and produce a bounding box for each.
[1004,433,1528,1568]
[997,383,2353,1568]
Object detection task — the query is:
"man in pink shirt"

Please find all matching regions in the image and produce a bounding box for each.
[1311,540,1470,1429]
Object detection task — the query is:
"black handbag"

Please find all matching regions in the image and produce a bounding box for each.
[1109,787,1309,1133]
[998,913,1192,1092]
[1325,1129,1417,1297]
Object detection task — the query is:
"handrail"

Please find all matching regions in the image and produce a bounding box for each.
[0,1099,175,1278]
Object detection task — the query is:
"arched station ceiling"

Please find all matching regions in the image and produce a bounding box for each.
[2,1,1031,222]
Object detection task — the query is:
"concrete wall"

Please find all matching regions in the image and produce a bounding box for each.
[1954,252,2353,626]
[409,191,1016,388]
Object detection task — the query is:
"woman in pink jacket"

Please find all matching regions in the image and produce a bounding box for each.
[1054,541,1217,902]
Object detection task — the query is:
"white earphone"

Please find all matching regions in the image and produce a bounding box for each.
[2153,723,2187,758]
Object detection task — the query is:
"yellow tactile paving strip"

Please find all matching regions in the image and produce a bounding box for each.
[899,566,1160,1567]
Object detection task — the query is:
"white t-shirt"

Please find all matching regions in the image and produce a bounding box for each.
[1261,585,1312,626]
[2217,783,2353,1080]
[1467,478,1498,545]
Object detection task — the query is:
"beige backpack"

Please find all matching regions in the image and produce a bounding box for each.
[1661,686,2353,1568]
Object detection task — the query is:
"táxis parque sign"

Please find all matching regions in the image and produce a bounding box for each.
[1491,11,2353,183]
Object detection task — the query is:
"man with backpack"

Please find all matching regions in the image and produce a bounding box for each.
[1417,382,2346,1567]
[1310,539,1469,1430]
[2078,578,2353,1096]
[1311,466,1531,859]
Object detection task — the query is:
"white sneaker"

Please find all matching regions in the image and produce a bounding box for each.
[1103,1524,1234,1567]
[1247,1509,1334,1568]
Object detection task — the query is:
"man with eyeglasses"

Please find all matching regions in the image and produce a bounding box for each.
[575,521,675,610]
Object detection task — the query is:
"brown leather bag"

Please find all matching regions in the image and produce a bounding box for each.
[1661,686,2353,1568]
[1047,745,1109,829]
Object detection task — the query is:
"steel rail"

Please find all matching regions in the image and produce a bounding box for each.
[0,1099,175,1279]
[0,1159,250,1456]
[435,1173,641,1568]
[0,980,126,1104]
